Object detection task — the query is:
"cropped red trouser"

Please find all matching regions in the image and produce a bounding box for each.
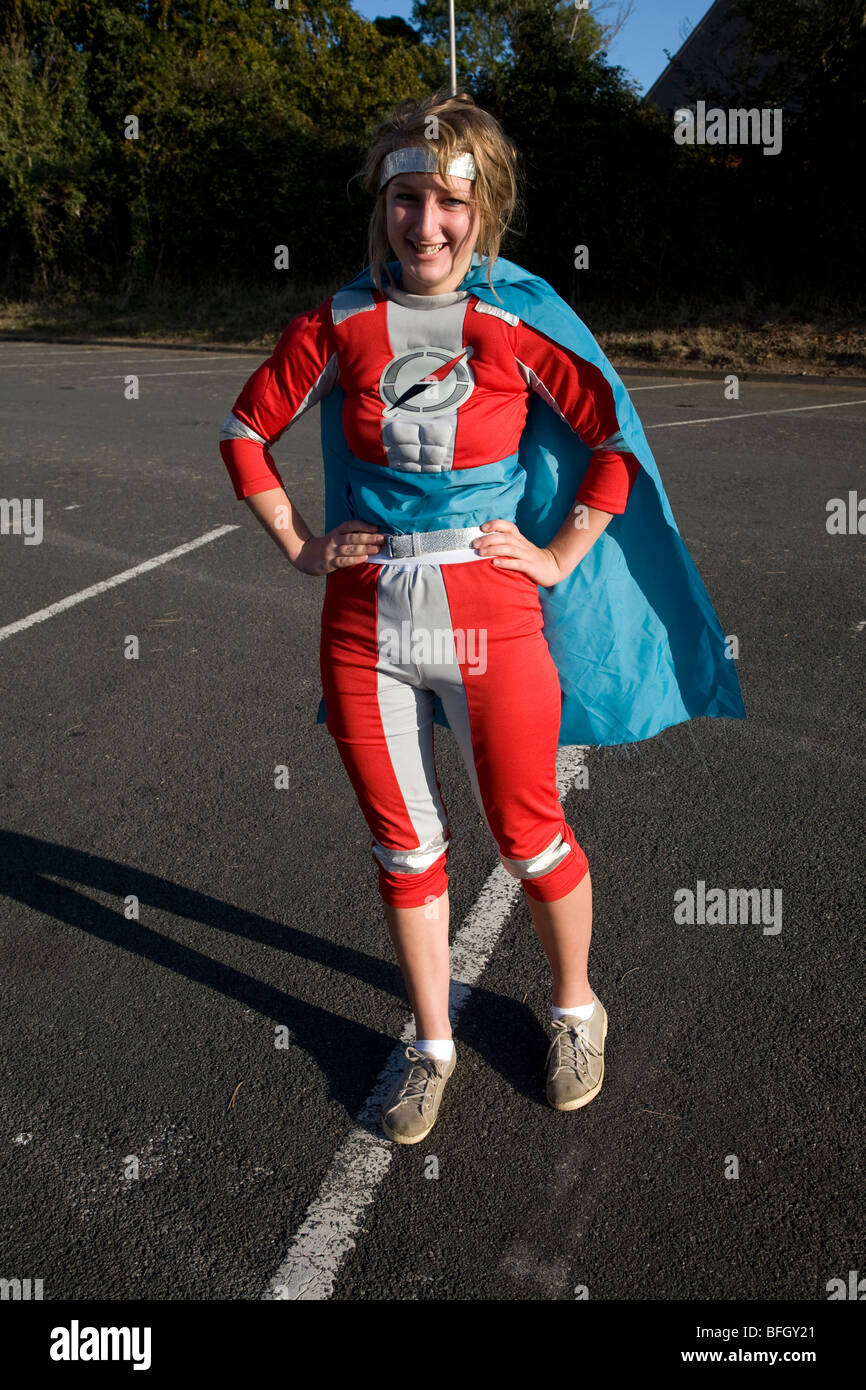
[319,552,589,907]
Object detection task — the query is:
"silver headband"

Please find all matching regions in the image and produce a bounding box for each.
[378,146,477,191]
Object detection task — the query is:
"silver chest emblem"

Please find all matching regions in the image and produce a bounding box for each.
[379,346,475,420]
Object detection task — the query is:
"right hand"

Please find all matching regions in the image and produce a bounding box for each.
[293,519,385,576]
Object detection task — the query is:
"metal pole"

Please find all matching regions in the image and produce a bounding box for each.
[448,0,457,95]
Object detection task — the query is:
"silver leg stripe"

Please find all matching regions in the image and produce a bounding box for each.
[372,829,449,875]
[499,833,571,880]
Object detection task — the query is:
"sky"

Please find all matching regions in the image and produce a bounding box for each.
[349,0,717,96]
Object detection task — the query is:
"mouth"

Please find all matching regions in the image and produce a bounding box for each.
[408,240,448,259]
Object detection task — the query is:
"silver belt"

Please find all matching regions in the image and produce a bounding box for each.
[381,526,483,558]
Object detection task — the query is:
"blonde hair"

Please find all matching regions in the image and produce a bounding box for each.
[360,91,522,302]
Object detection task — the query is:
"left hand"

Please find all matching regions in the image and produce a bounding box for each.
[472,520,566,587]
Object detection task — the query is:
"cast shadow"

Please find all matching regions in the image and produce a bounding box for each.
[1,830,553,1131]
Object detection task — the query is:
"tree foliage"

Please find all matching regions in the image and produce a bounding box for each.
[0,0,860,304]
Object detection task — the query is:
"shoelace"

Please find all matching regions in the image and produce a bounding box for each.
[548,1019,601,1077]
[392,1046,444,1108]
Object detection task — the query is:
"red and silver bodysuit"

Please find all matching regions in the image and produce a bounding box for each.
[220,281,639,907]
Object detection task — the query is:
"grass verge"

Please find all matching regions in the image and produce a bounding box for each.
[1,278,863,377]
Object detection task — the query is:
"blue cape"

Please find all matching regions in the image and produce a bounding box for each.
[315,254,746,746]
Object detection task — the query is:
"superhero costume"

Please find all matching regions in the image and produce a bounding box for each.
[219,253,745,904]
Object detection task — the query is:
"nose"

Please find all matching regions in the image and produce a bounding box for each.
[411,194,444,241]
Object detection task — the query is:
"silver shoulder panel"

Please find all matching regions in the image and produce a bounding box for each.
[473,300,520,327]
[330,289,377,326]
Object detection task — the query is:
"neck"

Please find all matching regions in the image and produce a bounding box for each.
[384,283,469,308]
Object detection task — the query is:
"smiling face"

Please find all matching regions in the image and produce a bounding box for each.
[384,168,481,295]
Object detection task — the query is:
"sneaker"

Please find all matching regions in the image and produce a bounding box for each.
[545,994,608,1111]
[381,1043,456,1144]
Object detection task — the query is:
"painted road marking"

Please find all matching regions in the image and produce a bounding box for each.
[0,525,239,644]
[627,381,707,391]
[87,369,258,379]
[0,354,254,370]
[647,400,866,428]
[262,746,589,1301]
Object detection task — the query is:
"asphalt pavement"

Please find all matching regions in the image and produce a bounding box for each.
[1,341,864,1302]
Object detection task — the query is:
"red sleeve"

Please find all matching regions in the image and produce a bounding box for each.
[220,297,338,500]
[220,438,286,501]
[515,320,640,514]
[574,452,641,514]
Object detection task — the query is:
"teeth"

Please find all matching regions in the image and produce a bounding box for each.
[412,242,445,255]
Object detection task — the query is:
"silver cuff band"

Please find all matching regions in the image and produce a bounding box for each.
[372,830,449,875]
[378,146,477,190]
[499,834,572,881]
[219,411,268,445]
[591,430,627,453]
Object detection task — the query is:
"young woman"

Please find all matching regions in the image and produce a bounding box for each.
[219,92,744,1144]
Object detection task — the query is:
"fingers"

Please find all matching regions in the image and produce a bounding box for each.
[330,537,384,568]
[473,520,522,554]
[474,533,518,548]
[473,535,523,556]
[337,519,383,536]
[331,535,383,563]
[339,529,384,546]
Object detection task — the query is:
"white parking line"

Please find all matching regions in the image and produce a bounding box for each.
[88,369,255,379]
[262,746,588,1300]
[0,347,138,363]
[627,381,707,391]
[260,384,866,1300]
[0,525,239,643]
[0,354,254,370]
[646,400,866,428]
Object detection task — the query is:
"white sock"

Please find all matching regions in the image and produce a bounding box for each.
[415,1037,454,1061]
[552,1000,595,1022]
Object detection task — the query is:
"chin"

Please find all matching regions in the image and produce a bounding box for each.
[402,251,460,292]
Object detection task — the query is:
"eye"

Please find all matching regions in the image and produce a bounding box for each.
[393,193,466,207]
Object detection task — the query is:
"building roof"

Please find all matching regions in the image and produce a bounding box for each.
[644,0,752,112]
